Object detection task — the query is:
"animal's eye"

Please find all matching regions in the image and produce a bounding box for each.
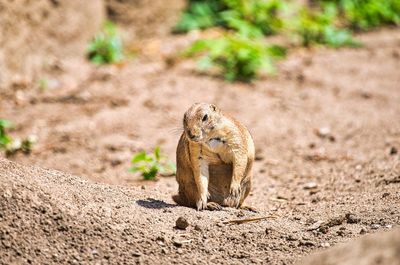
[202,114,208,122]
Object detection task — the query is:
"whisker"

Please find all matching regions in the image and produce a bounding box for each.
[169,126,184,136]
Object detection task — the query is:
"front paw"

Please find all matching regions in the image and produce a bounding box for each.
[229,182,241,198]
[196,196,208,211]
[224,183,241,208]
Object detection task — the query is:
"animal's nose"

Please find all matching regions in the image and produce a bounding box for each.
[188,130,196,139]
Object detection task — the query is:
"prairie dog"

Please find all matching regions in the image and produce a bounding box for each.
[173,103,255,211]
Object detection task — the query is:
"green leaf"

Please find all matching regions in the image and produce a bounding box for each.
[0,135,11,148]
[184,40,210,57]
[267,45,287,58]
[131,151,147,163]
[128,166,141,173]
[0,119,12,129]
[87,21,125,65]
[129,147,175,180]
[143,167,158,180]
[154,146,161,160]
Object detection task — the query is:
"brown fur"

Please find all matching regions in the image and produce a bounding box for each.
[173,103,255,211]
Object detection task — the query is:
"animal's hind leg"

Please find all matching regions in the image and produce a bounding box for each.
[238,180,251,206]
[177,182,201,209]
[238,180,257,212]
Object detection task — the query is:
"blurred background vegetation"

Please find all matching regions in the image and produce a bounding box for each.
[87,0,400,82]
[171,0,399,81]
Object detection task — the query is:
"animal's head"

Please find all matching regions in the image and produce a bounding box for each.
[183,103,221,142]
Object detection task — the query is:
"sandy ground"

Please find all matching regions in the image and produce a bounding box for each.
[1,27,400,264]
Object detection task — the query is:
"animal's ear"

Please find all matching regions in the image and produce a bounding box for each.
[210,104,218,112]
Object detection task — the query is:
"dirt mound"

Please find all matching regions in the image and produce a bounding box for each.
[298,229,400,265]
[1,158,195,264]
[1,157,400,264]
[0,0,104,90]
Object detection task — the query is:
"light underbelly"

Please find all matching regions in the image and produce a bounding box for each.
[201,143,231,165]
[200,143,234,203]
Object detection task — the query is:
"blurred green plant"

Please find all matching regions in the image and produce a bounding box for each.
[20,136,37,154]
[174,0,287,36]
[222,0,287,37]
[0,119,36,155]
[292,5,360,47]
[174,0,224,32]
[88,21,124,64]
[317,0,400,30]
[176,0,400,42]
[185,34,286,81]
[38,78,48,92]
[0,119,12,150]
[176,0,399,81]
[129,147,176,180]
[5,136,37,155]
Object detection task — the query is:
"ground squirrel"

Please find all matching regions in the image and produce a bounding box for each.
[173,103,255,211]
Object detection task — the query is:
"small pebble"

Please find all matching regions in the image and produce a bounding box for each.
[173,240,183,247]
[132,251,142,257]
[237,211,245,217]
[318,226,329,234]
[304,182,318,190]
[390,147,398,155]
[286,235,298,241]
[337,230,345,236]
[321,242,330,248]
[316,127,330,138]
[371,224,380,230]
[175,217,190,230]
[299,240,315,247]
[255,154,264,161]
[345,213,360,224]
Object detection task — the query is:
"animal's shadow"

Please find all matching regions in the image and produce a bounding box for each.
[136,198,177,209]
